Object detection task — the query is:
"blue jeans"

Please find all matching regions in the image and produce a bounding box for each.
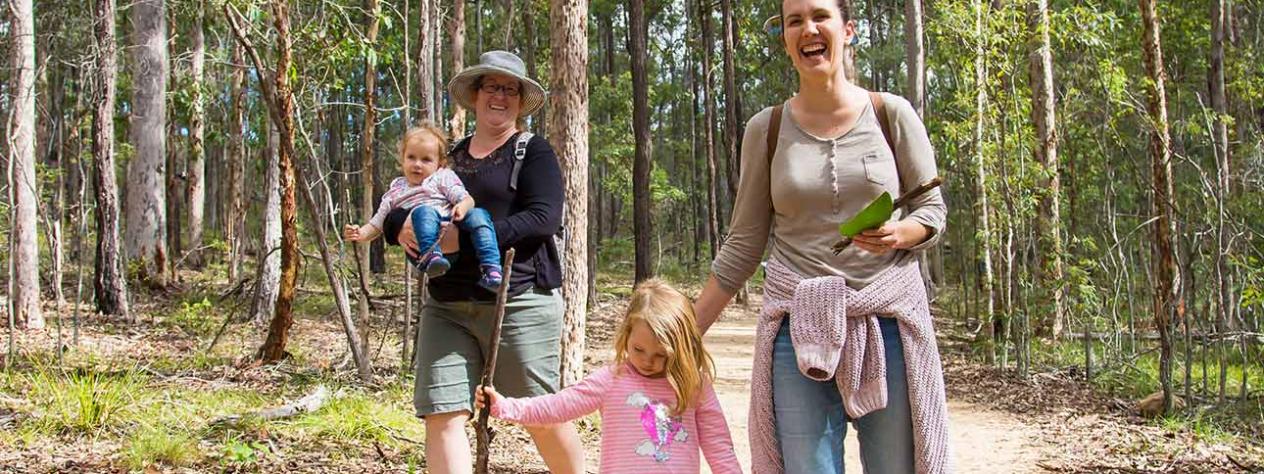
[772,316,914,474]
[410,206,501,270]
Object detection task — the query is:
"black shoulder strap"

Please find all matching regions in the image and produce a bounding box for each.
[509,131,534,191]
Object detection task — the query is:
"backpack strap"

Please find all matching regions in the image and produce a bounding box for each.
[509,131,535,191]
[869,91,897,161]
[766,102,785,168]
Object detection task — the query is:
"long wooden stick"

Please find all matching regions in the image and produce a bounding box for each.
[475,247,516,474]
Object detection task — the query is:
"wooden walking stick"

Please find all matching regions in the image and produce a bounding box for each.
[475,247,515,474]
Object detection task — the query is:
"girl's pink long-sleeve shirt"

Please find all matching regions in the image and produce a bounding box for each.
[490,363,743,473]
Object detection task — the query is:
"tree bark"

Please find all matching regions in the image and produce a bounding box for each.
[258,1,301,365]
[905,0,925,116]
[126,0,169,288]
[974,0,994,364]
[11,0,42,328]
[417,0,436,122]
[699,1,720,261]
[187,0,207,267]
[253,126,282,325]
[630,0,653,283]
[1210,0,1234,404]
[720,0,741,218]
[228,42,247,281]
[549,0,589,387]
[1028,0,1065,338]
[358,0,381,354]
[449,0,468,137]
[502,0,516,49]
[93,0,130,318]
[1139,0,1181,416]
[224,2,370,379]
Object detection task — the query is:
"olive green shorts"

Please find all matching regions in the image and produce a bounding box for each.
[412,289,562,417]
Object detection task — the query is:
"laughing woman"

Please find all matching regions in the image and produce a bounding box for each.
[693,0,953,473]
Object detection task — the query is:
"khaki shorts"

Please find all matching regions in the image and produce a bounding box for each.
[412,288,562,417]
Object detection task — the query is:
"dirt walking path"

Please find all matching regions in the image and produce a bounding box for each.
[701,304,1051,473]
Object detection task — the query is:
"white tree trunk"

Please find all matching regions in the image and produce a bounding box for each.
[228,42,246,281]
[10,0,43,328]
[1029,0,1065,338]
[253,127,282,325]
[549,0,589,387]
[975,0,995,363]
[187,0,207,264]
[126,0,169,287]
[417,0,436,122]
[905,0,925,116]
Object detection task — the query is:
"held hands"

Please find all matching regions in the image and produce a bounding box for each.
[474,384,504,411]
[850,220,930,255]
[343,224,364,242]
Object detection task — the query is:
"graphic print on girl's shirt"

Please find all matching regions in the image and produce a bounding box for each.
[627,392,688,463]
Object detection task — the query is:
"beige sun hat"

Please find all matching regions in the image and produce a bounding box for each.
[447,50,546,117]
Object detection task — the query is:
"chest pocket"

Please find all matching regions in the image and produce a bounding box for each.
[862,153,897,185]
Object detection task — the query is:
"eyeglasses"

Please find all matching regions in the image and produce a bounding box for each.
[478,82,520,97]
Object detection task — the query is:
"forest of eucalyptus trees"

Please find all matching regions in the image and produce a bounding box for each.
[2,0,1262,427]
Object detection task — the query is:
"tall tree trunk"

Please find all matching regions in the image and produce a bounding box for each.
[166,110,182,265]
[719,0,746,304]
[449,0,468,137]
[629,0,653,283]
[1210,0,1234,404]
[905,0,925,116]
[974,0,994,364]
[1140,0,1181,416]
[93,0,130,318]
[228,42,247,281]
[502,0,516,49]
[720,0,741,214]
[11,0,42,328]
[417,0,436,122]
[126,0,169,288]
[1028,0,1065,338]
[224,2,371,380]
[525,1,540,127]
[699,2,720,260]
[549,0,589,386]
[253,127,282,325]
[187,0,207,267]
[258,1,301,364]
[358,0,381,352]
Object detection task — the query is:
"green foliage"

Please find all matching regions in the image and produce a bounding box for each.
[124,426,202,469]
[166,297,218,338]
[26,368,147,436]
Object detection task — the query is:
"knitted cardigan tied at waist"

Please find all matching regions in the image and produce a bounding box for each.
[748,257,953,473]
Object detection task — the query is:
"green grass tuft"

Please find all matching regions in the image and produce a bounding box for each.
[26,367,147,436]
[123,425,202,469]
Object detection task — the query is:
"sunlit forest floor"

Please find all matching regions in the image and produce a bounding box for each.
[2,262,1262,473]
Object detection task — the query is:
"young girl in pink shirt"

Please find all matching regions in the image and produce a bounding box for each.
[477,280,743,473]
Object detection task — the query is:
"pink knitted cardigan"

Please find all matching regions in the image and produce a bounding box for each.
[749,257,953,473]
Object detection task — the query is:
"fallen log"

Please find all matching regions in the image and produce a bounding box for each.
[210,385,329,426]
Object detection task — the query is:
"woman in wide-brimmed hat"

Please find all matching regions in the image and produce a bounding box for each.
[381,50,584,474]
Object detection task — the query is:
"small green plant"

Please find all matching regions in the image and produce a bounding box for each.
[167,297,217,337]
[221,438,268,465]
[27,368,146,435]
[123,425,201,469]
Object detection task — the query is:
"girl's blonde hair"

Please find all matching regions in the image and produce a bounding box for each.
[613,279,716,416]
[398,121,450,166]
